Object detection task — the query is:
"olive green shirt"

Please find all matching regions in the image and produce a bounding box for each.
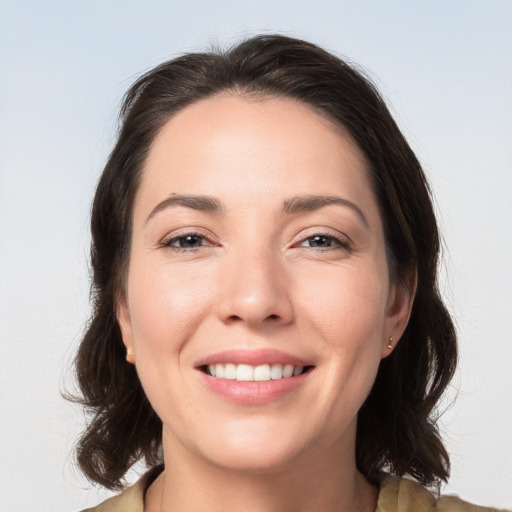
[81,469,508,512]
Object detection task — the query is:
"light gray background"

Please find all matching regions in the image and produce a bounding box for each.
[1,1,511,510]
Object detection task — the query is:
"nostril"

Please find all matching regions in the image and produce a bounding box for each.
[226,315,243,324]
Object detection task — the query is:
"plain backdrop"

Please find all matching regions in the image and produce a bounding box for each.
[0,1,511,510]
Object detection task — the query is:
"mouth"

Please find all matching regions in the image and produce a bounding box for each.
[194,349,315,404]
[199,363,314,381]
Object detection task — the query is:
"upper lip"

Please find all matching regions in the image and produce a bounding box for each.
[194,349,313,368]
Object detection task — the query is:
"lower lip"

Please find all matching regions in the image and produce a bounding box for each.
[197,370,311,405]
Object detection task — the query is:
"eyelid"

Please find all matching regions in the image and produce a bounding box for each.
[158,226,351,252]
[291,228,352,250]
[159,227,219,249]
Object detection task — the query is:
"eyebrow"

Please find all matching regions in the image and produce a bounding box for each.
[283,195,369,227]
[146,194,223,223]
[146,193,368,227]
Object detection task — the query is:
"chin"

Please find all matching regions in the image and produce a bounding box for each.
[205,444,301,475]
[190,419,308,474]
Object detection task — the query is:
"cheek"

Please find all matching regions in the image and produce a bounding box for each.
[127,259,215,354]
[286,264,389,443]
[299,264,389,348]
[125,260,217,425]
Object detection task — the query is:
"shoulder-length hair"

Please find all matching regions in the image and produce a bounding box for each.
[73,34,457,489]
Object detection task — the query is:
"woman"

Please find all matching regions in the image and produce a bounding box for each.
[74,34,501,511]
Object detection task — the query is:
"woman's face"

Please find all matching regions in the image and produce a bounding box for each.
[118,95,413,473]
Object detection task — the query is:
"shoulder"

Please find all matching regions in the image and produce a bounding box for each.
[80,482,143,512]
[377,475,510,512]
[79,466,163,512]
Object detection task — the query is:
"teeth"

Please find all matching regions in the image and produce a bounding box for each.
[215,364,224,378]
[236,364,253,381]
[270,364,283,379]
[283,364,294,378]
[225,363,237,379]
[292,366,303,376]
[207,363,305,381]
[253,364,271,381]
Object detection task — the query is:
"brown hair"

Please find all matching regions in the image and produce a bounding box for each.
[73,34,457,489]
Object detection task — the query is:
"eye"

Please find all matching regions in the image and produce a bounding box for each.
[297,234,350,250]
[161,232,213,252]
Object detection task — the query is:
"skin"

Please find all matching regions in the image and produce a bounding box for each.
[117,95,416,512]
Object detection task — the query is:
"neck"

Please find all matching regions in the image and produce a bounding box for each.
[145,428,378,512]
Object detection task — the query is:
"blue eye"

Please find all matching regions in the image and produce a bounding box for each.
[299,234,349,250]
[163,234,209,251]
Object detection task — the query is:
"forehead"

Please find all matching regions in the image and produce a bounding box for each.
[136,95,379,223]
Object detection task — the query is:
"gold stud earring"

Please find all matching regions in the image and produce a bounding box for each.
[126,348,135,364]
[387,337,393,350]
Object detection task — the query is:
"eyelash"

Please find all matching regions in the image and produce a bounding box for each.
[295,232,351,251]
[160,231,351,253]
[160,231,214,253]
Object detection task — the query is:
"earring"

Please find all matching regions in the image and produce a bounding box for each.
[126,348,135,364]
[387,337,393,350]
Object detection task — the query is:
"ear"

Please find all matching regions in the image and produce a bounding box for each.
[116,294,135,364]
[381,266,417,358]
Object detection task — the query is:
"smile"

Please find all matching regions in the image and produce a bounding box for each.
[205,363,310,381]
[195,349,315,405]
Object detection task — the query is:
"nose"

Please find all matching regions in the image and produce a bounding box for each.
[216,249,294,329]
